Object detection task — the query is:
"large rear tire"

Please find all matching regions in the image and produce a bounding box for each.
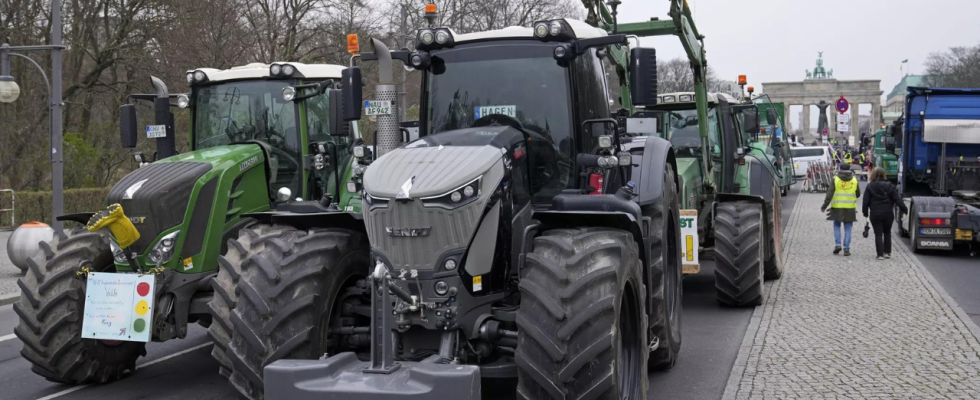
[224,225,369,400]
[516,228,648,400]
[763,188,784,280]
[14,226,146,384]
[714,202,765,307]
[648,164,683,370]
[208,221,261,378]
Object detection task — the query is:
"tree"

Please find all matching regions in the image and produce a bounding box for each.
[657,57,719,94]
[926,44,980,88]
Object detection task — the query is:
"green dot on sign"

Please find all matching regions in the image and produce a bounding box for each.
[133,318,146,333]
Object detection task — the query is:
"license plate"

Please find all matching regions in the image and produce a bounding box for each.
[146,125,166,138]
[920,228,951,235]
[956,229,973,240]
[82,272,155,342]
[364,100,392,116]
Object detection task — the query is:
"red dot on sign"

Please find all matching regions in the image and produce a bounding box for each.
[137,282,150,297]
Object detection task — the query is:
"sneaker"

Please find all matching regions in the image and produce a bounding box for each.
[833,246,842,255]
[876,256,885,260]
[844,249,851,256]
[884,254,891,259]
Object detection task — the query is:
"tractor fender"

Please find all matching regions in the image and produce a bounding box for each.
[741,155,777,204]
[632,136,679,207]
[243,208,366,234]
[532,210,648,272]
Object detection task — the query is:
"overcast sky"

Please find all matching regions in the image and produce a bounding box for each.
[614,0,980,126]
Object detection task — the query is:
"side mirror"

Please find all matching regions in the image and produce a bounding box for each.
[328,89,351,137]
[743,109,760,136]
[629,47,658,107]
[119,104,137,148]
[766,109,778,126]
[341,67,362,121]
[884,136,896,154]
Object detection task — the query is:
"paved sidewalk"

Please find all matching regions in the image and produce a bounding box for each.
[724,191,980,399]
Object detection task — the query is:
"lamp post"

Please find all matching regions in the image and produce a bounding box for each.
[0,0,66,231]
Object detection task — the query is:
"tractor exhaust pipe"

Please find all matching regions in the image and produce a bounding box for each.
[150,76,176,159]
[369,38,401,156]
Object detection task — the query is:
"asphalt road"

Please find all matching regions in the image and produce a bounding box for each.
[3,181,976,400]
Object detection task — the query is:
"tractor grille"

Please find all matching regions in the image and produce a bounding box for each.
[364,198,484,270]
[106,162,212,253]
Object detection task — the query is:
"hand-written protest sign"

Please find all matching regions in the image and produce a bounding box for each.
[82,272,155,342]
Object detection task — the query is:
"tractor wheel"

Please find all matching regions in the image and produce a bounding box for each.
[14,226,146,384]
[224,225,369,400]
[516,228,648,400]
[763,188,784,280]
[714,201,765,307]
[208,220,261,378]
[648,164,683,370]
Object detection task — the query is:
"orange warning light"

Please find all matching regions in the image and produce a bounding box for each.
[747,86,755,94]
[347,34,359,55]
[425,3,436,13]
[738,75,747,85]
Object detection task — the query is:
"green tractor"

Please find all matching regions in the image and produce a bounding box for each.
[749,93,795,196]
[656,89,784,307]
[873,125,900,181]
[13,62,362,397]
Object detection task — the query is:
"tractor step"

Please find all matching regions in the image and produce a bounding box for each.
[264,352,480,400]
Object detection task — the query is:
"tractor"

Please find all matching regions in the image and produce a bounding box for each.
[747,89,795,196]
[13,62,362,399]
[258,1,716,399]
[655,88,784,307]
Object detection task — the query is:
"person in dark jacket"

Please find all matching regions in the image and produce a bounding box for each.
[862,167,908,259]
[822,163,861,256]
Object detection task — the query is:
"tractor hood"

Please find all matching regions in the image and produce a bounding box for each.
[363,127,514,199]
[157,143,264,170]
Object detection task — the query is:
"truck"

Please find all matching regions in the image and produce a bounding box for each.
[14,62,363,399]
[872,125,900,181]
[893,87,980,255]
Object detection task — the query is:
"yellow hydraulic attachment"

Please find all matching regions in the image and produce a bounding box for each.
[86,203,140,248]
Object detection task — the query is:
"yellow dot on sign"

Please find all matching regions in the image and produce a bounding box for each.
[135,299,149,316]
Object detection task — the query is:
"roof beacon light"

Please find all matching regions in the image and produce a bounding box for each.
[738,75,747,85]
[347,34,360,55]
[747,86,755,95]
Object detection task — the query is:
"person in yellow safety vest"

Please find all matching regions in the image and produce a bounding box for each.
[821,163,861,256]
[843,152,852,164]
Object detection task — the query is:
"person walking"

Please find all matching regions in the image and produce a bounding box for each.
[862,167,908,260]
[821,163,861,256]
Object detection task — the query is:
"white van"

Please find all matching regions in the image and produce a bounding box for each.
[790,146,833,177]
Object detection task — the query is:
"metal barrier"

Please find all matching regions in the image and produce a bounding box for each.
[802,162,835,193]
[0,189,14,229]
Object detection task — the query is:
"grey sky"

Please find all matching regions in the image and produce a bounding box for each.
[615,0,980,126]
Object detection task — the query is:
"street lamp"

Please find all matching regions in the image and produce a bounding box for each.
[0,0,66,231]
[0,75,20,103]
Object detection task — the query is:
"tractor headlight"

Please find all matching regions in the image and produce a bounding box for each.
[597,155,619,168]
[420,176,482,209]
[193,71,206,82]
[618,153,632,166]
[419,29,435,45]
[282,86,297,101]
[282,64,296,76]
[549,21,562,36]
[417,28,454,50]
[270,64,282,76]
[436,30,450,44]
[110,240,127,264]
[353,145,366,158]
[148,230,180,264]
[186,72,195,85]
[346,181,360,193]
[177,94,190,109]
[534,23,549,38]
[277,187,292,202]
[598,135,613,150]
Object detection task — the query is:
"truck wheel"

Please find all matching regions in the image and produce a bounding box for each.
[516,228,648,400]
[208,221,262,378]
[764,188,784,280]
[224,225,369,400]
[648,164,683,370]
[14,226,146,383]
[898,204,910,238]
[909,208,921,253]
[714,202,765,307]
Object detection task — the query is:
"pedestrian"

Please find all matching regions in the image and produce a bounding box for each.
[862,167,908,260]
[821,163,861,256]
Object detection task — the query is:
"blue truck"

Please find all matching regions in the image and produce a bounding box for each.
[891,87,980,254]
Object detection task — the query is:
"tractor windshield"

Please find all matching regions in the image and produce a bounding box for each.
[193,80,303,194]
[662,107,721,156]
[193,80,300,152]
[425,41,574,199]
